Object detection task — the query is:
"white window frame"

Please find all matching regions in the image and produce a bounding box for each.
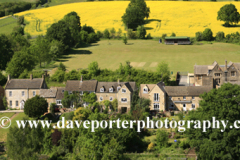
[109,97,113,101]
[80,91,83,95]
[231,71,236,77]
[33,91,36,97]
[100,88,104,92]
[100,97,103,101]
[22,91,25,97]
[169,96,172,100]
[183,96,186,100]
[143,87,148,93]
[122,89,126,93]
[109,88,113,93]
[154,93,159,102]
[117,86,121,91]
[56,100,62,105]
[16,101,18,107]
[9,100,12,107]
[121,98,127,103]
[192,96,195,100]
[9,91,12,97]
[192,103,195,109]
[153,103,159,110]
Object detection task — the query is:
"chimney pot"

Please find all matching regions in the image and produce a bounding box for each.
[80,75,83,82]
[225,60,227,69]
[30,74,33,80]
[8,74,11,81]
[118,79,120,84]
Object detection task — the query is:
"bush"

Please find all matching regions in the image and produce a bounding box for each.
[18,69,29,79]
[195,31,203,41]
[44,3,49,8]
[146,33,152,39]
[96,31,103,39]
[127,29,137,39]
[103,29,110,39]
[87,32,97,43]
[215,31,225,41]
[179,140,190,149]
[26,33,31,39]
[58,62,66,71]
[136,25,146,39]
[60,111,74,120]
[50,103,56,114]
[64,69,79,81]
[80,30,88,43]
[82,24,95,34]
[31,4,36,9]
[38,4,41,8]
[161,33,167,43]
[202,28,213,41]
[0,72,7,86]
[170,32,176,37]
[50,69,65,82]
[17,16,24,25]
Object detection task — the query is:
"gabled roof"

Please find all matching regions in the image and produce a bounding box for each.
[5,78,44,89]
[194,65,209,75]
[96,82,136,93]
[165,86,212,96]
[65,80,98,92]
[56,87,65,100]
[40,88,57,98]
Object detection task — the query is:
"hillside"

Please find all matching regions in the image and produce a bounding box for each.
[15,1,240,37]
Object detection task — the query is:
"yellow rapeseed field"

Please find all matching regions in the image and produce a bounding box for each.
[16,1,240,37]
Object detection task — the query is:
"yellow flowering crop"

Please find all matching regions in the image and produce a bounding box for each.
[16,1,240,37]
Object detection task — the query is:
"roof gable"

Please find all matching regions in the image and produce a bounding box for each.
[5,78,44,89]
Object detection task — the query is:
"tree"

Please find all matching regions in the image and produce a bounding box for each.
[155,130,169,150]
[170,32,176,37]
[128,0,150,19]
[0,72,7,86]
[117,28,122,39]
[215,31,225,41]
[82,24,95,34]
[161,33,167,43]
[0,34,13,70]
[157,61,170,83]
[195,31,203,41]
[11,25,24,36]
[202,28,213,41]
[6,48,36,78]
[103,29,110,39]
[73,107,92,121]
[17,16,24,25]
[217,4,240,26]
[186,83,240,159]
[110,28,116,38]
[88,61,100,76]
[50,69,65,82]
[9,34,30,52]
[80,30,88,43]
[61,91,71,108]
[123,33,128,44]
[83,92,96,104]
[58,62,66,71]
[24,95,48,118]
[136,25,146,39]
[49,40,65,60]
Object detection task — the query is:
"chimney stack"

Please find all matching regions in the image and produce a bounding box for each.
[80,75,83,82]
[8,74,11,81]
[118,79,120,84]
[30,74,33,80]
[225,60,227,70]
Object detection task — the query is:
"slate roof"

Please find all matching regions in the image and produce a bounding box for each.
[65,80,98,92]
[96,82,136,93]
[5,78,44,89]
[56,87,65,100]
[40,89,57,98]
[165,86,212,96]
[194,65,209,75]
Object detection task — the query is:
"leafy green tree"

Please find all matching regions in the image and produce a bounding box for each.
[9,34,30,52]
[186,83,240,159]
[86,32,97,43]
[82,24,95,34]
[88,61,100,76]
[217,4,240,26]
[49,40,65,60]
[156,130,169,149]
[6,48,36,78]
[102,138,125,160]
[123,33,128,44]
[0,72,7,86]
[64,69,79,81]
[117,28,122,39]
[50,69,65,82]
[83,92,97,104]
[110,27,116,38]
[161,33,167,43]
[61,91,71,108]
[73,107,92,121]
[103,29,110,39]
[80,30,88,43]
[170,32,176,37]
[215,31,225,41]
[17,16,24,25]
[195,31,203,41]
[11,25,24,36]
[111,99,118,111]
[202,28,213,41]
[0,34,13,70]
[58,62,66,71]
[96,31,103,39]
[136,25,146,39]
[127,29,137,39]
[24,95,48,118]
[157,61,170,83]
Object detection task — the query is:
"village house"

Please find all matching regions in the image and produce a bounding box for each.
[4,74,48,109]
[39,87,65,111]
[192,60,240,88]
[139,82,212,114]
[0,86,4,110]
[65,77,137,113]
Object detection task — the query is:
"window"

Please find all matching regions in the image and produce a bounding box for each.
[56,100,62,105]
[9,91,12,97]
[109,97,113,101]
[198,75,202,80]
[154,103,159,110]
[9,101,12,107]
[33,91,36,97]
[80,91,83,95]
[183,96,186,100]
[143,87,148,93]
[192,104,195,109]
[117,86,121,91]
[22,91,25,97]
[121,98,127,103]
[231,71,236,77]
[169,96,172,100]
[154,93,159,102]
[100,88,104,92]
[216,79,220,84]
[192,96,195,100]
[16,101,18,107]
[69,91,72,94]
[100,97,103,101]
[215,73,221,77]
[62,90,65,93]
[109,88,113,93]
[122,89,126,93]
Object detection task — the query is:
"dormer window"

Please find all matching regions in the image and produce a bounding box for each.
[62,90,64,93]
[109,87,113,93]
[143,87,148,93]
[117,86,121,91]
[100,87,105,92]
[122,89,126,93]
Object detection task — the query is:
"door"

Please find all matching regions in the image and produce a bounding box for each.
[20,100,25,110]
[182,104,186,111]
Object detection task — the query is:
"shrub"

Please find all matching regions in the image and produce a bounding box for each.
[87,32,97,43]
[64,69,79,81]
[170,32,176,37]
[103,29,110,39]
[110,27,116,38]
[147,142,155,152]
[60,111,74,120]
[26,33,31,39]
[31,4,36,9]
[44,3,49,8]
[17,16,24,25]
[161,33,167,43]
[0,72,7,86]
[80,30,88,42]
[202,28,213,41]
[96,31,103,39]
[50,69,65,82]
[215,31,225,41]
[58,62,66,71]
[195,31,203,41]
[50,103,56,114]
[146,33,152,39]
[136,25,146,39]
[127,29,137,39]
[82,24,95,34]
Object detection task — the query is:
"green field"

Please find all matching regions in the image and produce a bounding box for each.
[56,40,240,74]
[0,17,17,35]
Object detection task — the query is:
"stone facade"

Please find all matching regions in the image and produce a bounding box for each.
[5,75,48,109]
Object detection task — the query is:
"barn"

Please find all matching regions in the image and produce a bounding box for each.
[165,36,191,45]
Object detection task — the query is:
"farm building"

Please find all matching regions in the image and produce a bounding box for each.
[165,36,191,45]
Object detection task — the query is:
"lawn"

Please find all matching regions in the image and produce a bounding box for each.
[0,17,17,35]
[14,1,240,37]
[0,113,28,142]
[54,40,240,74]
[0,113,15,120]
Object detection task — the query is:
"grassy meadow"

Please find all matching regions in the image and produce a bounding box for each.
[55,40,240,74]
[14,1,240,37]
[0,17,17,35]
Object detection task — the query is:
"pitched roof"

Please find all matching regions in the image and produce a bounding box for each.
[139,84,157,99]
[65,80,98,92]
[40,89,57,98]
[165,36,189,39]
[5,78,44,89]
[56,87,65,100]
[194,65,209,75]
[96,82,136,93]
[165,86,212,96]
